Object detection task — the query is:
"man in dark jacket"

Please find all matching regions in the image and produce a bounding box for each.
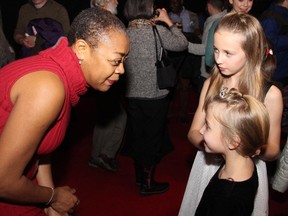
[260,0,288,83]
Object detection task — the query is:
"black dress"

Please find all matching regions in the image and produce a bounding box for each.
[195,163,258,216]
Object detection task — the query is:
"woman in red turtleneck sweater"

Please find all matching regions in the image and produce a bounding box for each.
[0,7,129,216]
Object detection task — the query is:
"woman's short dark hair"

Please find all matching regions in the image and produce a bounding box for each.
[67,7,127,48]
[124,0,154,21]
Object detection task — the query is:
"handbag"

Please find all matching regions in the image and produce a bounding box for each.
[152,26,178,89]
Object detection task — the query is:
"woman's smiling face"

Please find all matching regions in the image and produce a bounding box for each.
[81,30,130,92]
[229,0,253,13]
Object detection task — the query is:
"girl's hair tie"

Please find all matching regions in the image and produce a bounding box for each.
[265,49,273,57]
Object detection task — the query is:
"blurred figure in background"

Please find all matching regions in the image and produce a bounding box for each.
[226,0,254,13]
[13,0,70,58]
[168,0,201,124]
[88,0,127,172]
[187,0,226,93]
[260,0,288,85]
[260,0,288,196]
[0,7,15,68]
[90,0,118,15]
[169,0,200,34]
[123,0,188,196]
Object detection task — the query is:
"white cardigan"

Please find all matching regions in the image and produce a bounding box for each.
[272,139,288,193]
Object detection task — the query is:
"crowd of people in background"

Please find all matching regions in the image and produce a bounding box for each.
[0,0,287,215]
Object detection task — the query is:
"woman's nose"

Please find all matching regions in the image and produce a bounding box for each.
[115,63,125,75]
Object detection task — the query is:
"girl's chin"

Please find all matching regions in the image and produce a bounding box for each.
[203,144,217,154]
[203,144,210,153]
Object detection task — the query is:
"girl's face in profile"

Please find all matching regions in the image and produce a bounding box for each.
[229,0,253,13]
[200,105,226,154]
[213,29,247,78]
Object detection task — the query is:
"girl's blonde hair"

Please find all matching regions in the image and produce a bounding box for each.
[205,13,273,106]
[206,89,270,157]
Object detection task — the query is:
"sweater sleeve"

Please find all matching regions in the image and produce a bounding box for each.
[156,25,188,52]
[188,42,205,55]
[272,140,288,193]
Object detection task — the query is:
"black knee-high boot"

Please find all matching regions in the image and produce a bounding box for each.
[134,161,143,187]
[139,166,169,196]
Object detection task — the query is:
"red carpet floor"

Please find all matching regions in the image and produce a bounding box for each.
[52,87,288,216]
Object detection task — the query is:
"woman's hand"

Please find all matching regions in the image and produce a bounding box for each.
[50,186,79,215]
[152,8,174,27]
[45,206,69,216]
[23,35,36,48]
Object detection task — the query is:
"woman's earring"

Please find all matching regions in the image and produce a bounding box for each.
[78,59,83,65]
